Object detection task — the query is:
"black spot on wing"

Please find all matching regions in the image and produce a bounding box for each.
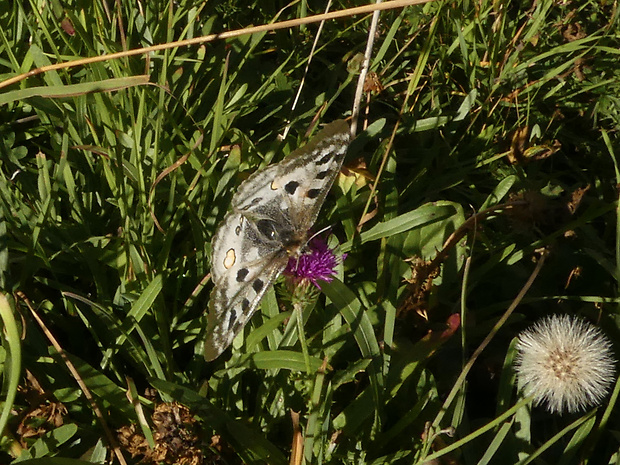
[285,181,299,195]
[242,298,250,311]
[253,279,264,293]
[316,153,332,165]
[241,197,263,210]
[307,189,321,199]
[236,268,249,282]
[227,311,236,331]
[235,225,241,235]
[316,170,330,179]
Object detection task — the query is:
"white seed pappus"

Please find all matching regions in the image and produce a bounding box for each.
[515,314,616,414]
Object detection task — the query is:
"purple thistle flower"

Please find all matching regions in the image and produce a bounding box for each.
[284,237,345,288]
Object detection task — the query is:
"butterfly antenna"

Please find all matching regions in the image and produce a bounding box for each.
[294,225,334,272]
[305,224,333,248]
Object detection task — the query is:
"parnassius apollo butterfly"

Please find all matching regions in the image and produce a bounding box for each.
[205,120,351,361]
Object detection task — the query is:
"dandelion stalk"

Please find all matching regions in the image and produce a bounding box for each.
[426,249,548,443]
[416,395,534,465]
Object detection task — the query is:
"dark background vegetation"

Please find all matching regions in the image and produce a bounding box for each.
[0,0,619,463]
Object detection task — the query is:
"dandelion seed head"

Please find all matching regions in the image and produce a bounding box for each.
[515,314,616,414]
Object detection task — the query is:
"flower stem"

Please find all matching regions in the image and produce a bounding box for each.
[294,300,312,375]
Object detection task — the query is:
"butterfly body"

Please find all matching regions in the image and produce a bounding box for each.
[205,120,350,361]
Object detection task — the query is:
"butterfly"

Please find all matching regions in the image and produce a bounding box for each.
[205,120,351,361]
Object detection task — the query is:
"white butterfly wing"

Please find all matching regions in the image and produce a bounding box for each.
[205,120,350,360]
[205,212,288,360]
[234,119,350,231]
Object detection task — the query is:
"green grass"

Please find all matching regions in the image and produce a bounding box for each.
[1,0,620,463]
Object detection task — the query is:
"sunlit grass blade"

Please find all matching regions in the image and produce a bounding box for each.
[0,294,21,444]
[0,76,150,106]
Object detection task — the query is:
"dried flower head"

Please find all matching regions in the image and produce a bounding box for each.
[515,314,616,414]
[284,237,345,288]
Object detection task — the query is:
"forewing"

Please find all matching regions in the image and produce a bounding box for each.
[233,119,350,229]
[205,211,287,361]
